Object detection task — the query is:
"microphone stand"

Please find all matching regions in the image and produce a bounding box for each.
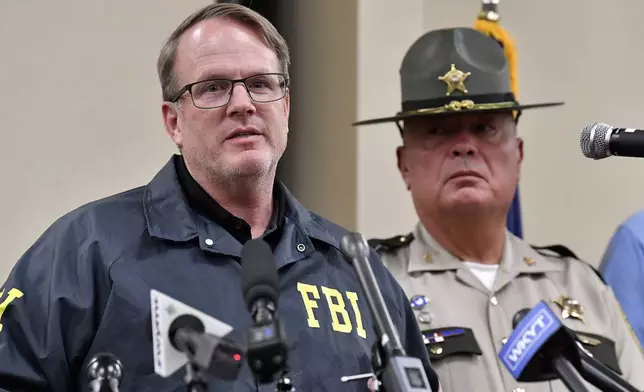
[559,327,639,392]
[339,233,433,392]
[578,354,641,392]
[184,361,208,392]
[552,356,591,392]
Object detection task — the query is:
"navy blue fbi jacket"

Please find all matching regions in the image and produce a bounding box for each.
[0,157,438,392]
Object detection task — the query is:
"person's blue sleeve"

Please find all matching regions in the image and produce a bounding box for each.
[600,224,644,347]
[0,217,110,392]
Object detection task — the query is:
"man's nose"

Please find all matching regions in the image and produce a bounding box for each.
[450,137,479,157]
[451,145,477,157]
[449,130,479,157]
[226,83,255,116]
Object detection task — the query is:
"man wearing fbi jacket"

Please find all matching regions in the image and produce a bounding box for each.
[0,3,439,392]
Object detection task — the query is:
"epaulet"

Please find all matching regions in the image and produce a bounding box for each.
[367,233,414,253]
[531,243,607,284]
[530,244,579,260]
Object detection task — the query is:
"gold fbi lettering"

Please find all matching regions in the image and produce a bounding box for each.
[346,291,367,338]
[0,288,24,332]
[321,287,352,334]
[297,282,321,328]
[297,282,366,339]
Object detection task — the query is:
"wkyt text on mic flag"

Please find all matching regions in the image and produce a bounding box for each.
[498,301,561,379]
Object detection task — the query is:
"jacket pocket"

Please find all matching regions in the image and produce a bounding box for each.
[421,326,483,360]
[421,326,488,392]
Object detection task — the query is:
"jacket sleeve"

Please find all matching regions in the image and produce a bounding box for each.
[0,217,110,392]
[599,224,644,347]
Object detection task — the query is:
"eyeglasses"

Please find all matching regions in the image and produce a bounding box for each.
[170,73,289,109]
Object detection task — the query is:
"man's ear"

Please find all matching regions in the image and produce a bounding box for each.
[396,145,412,191]
[517,136,524,164]
[162,102,182,148]
[284,88,290,120]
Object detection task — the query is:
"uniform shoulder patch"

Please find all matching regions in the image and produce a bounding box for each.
[531,243,606,284]
[368,233,414,253]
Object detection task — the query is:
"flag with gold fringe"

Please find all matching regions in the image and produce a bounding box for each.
[473,0,523,238]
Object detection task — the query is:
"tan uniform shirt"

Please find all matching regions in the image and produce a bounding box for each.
[370,222,644,392]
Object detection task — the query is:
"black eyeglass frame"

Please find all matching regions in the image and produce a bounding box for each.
[168,72,290,109]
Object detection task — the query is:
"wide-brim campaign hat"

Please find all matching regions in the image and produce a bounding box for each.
[353,27,564,126]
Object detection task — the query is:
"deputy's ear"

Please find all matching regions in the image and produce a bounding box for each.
[397,146,412,191]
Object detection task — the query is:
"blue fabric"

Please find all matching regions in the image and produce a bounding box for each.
[599,211,644,348]
[507,186,523,239]
[0,155,438,392]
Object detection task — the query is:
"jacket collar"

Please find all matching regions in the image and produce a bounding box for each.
[407,222,562,275]
[142,157,340,250]
[143,157,200,243]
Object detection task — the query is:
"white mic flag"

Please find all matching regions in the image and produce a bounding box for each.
[150,289,235,377]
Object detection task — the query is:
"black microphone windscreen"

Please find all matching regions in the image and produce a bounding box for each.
[241,239,279,310]
[87,352,123,383]
[340,232,371,260]
[512,308,532,328]
[169,314,205,348]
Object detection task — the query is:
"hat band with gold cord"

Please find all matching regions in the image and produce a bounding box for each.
[401,92,518,116]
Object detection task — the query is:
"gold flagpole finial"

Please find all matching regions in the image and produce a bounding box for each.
[473,0,518,100]
[478,0,501,22]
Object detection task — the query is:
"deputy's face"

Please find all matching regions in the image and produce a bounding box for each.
[397,112,523,216]
[162,17,290,182]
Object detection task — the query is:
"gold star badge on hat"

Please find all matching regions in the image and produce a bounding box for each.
[438,63,471,96]
[553,295,585,323]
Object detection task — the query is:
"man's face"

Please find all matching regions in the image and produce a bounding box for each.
[162,17,290,182]
[397,112,523,216]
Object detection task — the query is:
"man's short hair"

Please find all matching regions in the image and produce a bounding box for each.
[157,3,290,102]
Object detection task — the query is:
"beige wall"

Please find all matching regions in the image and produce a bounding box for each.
[278,0,358,231]
[0,0,210,279]
[2,0,644,282]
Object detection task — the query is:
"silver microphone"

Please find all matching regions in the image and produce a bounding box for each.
[87,352,123,392]
[580,122,644,160]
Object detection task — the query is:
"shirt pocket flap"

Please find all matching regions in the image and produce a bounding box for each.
[421,326,482,361]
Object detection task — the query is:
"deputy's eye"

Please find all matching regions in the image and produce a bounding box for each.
[472,123,493,133]
[426,127,448,135]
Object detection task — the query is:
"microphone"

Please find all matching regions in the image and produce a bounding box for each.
[150,289,245,389]
[499,301,590,392]
[340,232,434,392]
[168,314,245,386]
[240,238,290,385]
[87,352,123,392]
[512,308,531,329]
[580,122,644,159]
[510,305,640,392]
[578,352,640,392]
